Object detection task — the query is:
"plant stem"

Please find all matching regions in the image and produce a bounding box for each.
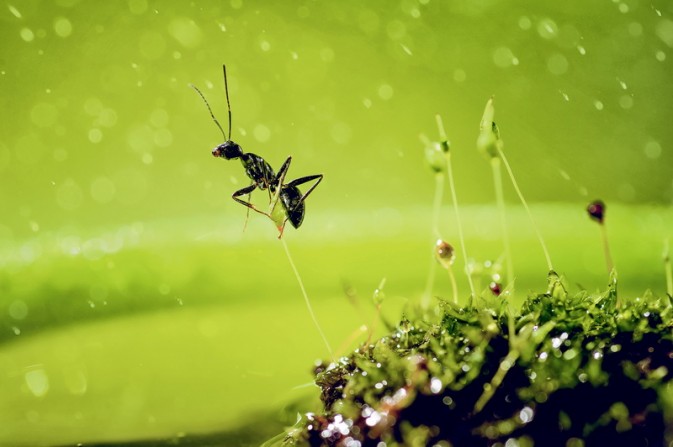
[448,265,458,305]
[281,237,334,361]
[496,146,554,272]
[422,172,445,308]
[664,238,673,296]
[490,157,513,286]
[600,223,614,274]
[437,115,476,299]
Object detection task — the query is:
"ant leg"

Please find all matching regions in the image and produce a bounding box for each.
[280,174,324,230]
[288,174,323,203]
[270,156,293,209]
[242,181,254,232]
[232,184,271,219]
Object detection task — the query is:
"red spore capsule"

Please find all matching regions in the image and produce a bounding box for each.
[587,200,605,224]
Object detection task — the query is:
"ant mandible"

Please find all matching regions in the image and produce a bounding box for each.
[190,65,323,238]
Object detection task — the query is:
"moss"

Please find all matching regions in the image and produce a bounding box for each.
[284,272,673,446]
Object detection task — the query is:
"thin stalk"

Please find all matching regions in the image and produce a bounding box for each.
[281,237,334,361]
[474,308,518,413]
[422,172,445,308]
[496,146,554,272]
[437,115,476,299]
[600,224,614,274]
[448,265,458,305]
[665,238,673,296]
[490,157,513,285]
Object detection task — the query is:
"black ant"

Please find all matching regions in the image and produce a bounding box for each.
[190,65,323,238]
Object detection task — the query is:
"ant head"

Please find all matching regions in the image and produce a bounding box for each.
[212,140,243,159]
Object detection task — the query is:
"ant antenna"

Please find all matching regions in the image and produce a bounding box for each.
[222,64,232,141]
[190,83,227,142]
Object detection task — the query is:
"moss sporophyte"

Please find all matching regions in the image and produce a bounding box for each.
[272,98,673,447]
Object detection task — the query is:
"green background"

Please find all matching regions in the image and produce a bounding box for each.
[1,0,672,445]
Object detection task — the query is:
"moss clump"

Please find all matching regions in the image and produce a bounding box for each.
[285,273,673,446]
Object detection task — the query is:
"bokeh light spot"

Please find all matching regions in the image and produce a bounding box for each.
[20,27,35,42]
[547,53,569,75]
[53,17,73,37]
[253,124,271,142]
[56,178,84,210]
[644,140,662,159]
[30,102,58,127]
[139,32,166,60]
[128,0,148,14]
[168,17,204,49]
[378,83,394,100]
[493,47,516,68]
[88,128,103,143]
[619,95,633,109]
[90,177,116,203]
[537,18,558,39]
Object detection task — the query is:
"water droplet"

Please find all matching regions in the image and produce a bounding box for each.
[655,50,666,61]
[577,45,587,55]
[618,3,629,13]
[537,18,558,39]
[12,326,21,335]
[593,100,604,111]
[453,69,466,82]
[430,377,442,394]
[559,91,570,101]
[519,406,534,424]
[8,4,22,18]
[362,98,372,108]
[53,17,73,38]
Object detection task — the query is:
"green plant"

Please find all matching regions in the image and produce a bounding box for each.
[273,99,673,447]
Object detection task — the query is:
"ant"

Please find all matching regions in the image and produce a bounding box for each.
[190,65,323,238]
